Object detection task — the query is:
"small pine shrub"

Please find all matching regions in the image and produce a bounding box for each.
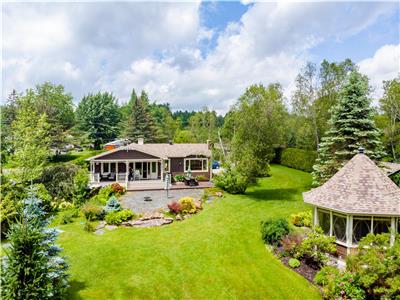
[81,203,105,221]
[167,201,182,214]
[260,218,291,245]
[84,222,95,232]
[290,211,312,227]
[178,197,196,214]
[288,258,301,268]
[104,196,121,213]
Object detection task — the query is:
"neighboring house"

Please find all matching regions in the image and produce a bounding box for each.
[303,148,400,258]
[86,138,212,189]
[103,139,130,150]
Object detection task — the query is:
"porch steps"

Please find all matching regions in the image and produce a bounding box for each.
[126,180,165,191]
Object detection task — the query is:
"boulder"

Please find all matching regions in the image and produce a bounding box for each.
[94,229,105,235]
[105,225,118,231]
[96,221,106,230]
[175,214,183,221]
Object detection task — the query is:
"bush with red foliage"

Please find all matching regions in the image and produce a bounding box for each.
[281,233,304,256]
[110,183,125,195]
[167,201,182,214]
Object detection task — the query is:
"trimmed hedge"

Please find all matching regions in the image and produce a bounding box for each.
[280,148,317,173]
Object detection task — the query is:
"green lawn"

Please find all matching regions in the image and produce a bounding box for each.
[59,165,321,299]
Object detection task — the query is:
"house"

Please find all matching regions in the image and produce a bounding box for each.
[303,148,400,258]
[86,138,212,190]
[103,139,130,150]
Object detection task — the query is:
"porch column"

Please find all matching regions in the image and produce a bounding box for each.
[390,217,396,247]
[89,161,93,182]
[346,215,353,255]
[125,161,129,189]
[116,162,119,182]
[160,160,164,181]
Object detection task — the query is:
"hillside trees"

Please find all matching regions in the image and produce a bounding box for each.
[76,92,120,149]
[313,71,384,185]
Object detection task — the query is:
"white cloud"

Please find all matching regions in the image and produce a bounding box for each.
[2,2,397,113]
[358,44,400,98]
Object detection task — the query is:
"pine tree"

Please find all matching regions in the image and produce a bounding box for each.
[123,90,156,142]
[312,71,384,186]
[1,188,69,299]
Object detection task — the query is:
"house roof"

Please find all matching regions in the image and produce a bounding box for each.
[86,143,211,160]
[381,161,400,176]
[303,153,400,216]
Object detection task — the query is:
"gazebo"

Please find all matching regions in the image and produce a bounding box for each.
[303,149,400,257]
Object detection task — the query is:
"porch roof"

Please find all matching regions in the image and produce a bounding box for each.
[303,153,400,216]
[86,143,211,161]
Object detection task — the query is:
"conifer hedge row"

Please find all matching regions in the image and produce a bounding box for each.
[280,148,317,173]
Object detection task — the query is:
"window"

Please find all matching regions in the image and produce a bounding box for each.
[353,217,371,244]
[184,158,208,172]
[164,160,170,172]
[318,209,330,235]
[373,218,391,234]
[110,162,116,173]
[333,214,347,242]
[151,162,156,173]
[103,163,109,173]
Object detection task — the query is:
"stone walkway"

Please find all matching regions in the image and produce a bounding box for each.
[120,189,204,214]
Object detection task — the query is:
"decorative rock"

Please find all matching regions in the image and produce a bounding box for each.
[132,218,174,228]
[163,218,173,224]
[94,229,105,235]
[175,214,183,221]
[105,225,118,231]
[216,192,223,197]
[194,201,202,210]
[96,221,106,230]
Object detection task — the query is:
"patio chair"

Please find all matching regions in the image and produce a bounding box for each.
[108,172,116,181]
[134,170,141,181]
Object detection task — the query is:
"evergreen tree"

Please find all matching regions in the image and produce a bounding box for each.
[1,188,69,299]
[313,71,384,186]
[123,90,156,142]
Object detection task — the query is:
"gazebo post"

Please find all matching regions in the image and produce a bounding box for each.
[390,217,396,247]
[346,215,353,255]
[313,207,318,228]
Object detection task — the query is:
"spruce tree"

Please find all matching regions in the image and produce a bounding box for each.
[1,188,69,299]
[123,90,156,142]
[312,71,384,186]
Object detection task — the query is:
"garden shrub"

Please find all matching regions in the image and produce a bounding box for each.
[296,227,336,268]
[345,233,400,299]
[281,233,304,256]
[58,209,79,225]
[84,222,96,232]
[81,203,105,221]
[260,218,291,245]
[167,201,182,214]
[390,172,400,187]
[90,185,114,205]
[105,209,134,225]
[110,183,126,195]
[104,196,122,213]
[315,268,365,300]
[212,167,249,194]
[288,258,300,268]
[280,148,317,172]
[174,175,185,182]
[290,211,312,227]
[40,163,80,201]
[72,168,89,206]
[178,197,196,214]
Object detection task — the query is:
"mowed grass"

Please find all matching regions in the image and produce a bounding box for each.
[59,165,321,300]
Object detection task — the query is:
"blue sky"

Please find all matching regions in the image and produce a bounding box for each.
[2,1,399,112]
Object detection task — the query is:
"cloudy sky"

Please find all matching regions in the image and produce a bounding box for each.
[2,1,399,113]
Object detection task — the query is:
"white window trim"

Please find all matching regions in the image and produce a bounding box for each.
[184,158,208,172]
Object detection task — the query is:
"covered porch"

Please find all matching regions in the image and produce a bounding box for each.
[89,159,170,187]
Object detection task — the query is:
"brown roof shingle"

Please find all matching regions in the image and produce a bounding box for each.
[303,154,400,216]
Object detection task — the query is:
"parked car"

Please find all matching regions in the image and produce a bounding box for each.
[212,161,220,169]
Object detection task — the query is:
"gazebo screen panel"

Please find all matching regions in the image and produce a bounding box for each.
[373,218,391,234]
[333,214,346,242]
[317,209,330,235]
[352,217,371,244]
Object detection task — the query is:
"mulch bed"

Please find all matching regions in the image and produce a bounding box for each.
[274,247,319,283]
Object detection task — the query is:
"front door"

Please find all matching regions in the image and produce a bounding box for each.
[150,161,157,179]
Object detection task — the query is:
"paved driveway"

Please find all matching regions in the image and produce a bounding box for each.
[120,189,204,214]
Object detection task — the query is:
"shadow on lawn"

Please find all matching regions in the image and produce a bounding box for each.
[245,188,302,201]
[67,279,87,300]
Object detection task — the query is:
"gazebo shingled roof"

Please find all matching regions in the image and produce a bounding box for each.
[303,153,400,216]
